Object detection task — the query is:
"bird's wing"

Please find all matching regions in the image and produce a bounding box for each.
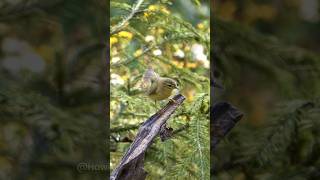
[143,66,159,81]
[141,66,159,92]
[146,80,158,95]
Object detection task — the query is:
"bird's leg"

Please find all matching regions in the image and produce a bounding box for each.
[153,100,161,110]
[152,100,157,109]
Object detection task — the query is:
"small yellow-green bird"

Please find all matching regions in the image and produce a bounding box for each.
[142,67,179,103]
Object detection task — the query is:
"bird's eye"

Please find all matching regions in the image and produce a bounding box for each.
[165,84,173,88]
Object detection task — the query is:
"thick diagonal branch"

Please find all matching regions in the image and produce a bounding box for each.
[110,94,185,180]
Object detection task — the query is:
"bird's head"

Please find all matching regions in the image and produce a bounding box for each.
[163,78,179,90]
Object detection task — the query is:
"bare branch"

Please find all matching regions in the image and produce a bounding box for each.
[111,0,145,35]
[110,94,185,180]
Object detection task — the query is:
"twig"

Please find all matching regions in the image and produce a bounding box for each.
[110,94,185,180]
[111,0,145,35]
[111,45,154,68]
[110,124,140,133]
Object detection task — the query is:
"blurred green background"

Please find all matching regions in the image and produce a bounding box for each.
[0,0,107,179]
[213,0,320,179]
[110,0,210,179]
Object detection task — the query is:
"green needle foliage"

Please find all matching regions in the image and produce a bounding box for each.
[110,0,210,179]
[0,1,107,179]
[213,18,320,179]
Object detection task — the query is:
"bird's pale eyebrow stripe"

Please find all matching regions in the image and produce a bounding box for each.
[164,81,174,86]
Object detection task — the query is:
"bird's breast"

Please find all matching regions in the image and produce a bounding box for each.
[149,85,172,101]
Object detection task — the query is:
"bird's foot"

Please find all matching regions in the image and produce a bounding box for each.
[169,98,178,104]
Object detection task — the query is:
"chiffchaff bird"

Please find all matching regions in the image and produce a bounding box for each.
[141,67,179,103]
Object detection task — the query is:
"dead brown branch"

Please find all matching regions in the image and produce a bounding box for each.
[110,94,185,180]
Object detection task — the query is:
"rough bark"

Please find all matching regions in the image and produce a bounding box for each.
[110,94,186,180]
